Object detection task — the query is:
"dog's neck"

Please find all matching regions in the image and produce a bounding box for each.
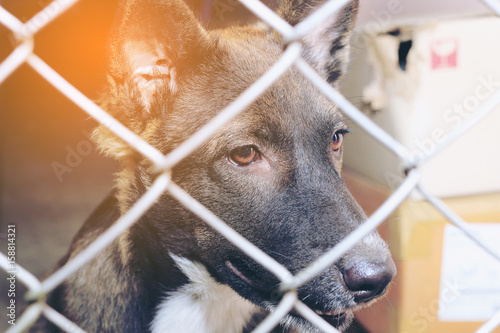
[151,255,257,333]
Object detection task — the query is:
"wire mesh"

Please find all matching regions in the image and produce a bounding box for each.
[1,0,499,332]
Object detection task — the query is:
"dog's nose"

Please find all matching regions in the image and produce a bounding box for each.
[342,257,396,303]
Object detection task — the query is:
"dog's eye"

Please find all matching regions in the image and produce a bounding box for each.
[229,146,261,166]
[332,131,347,152]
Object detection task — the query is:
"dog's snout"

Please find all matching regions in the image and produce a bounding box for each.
[342,257,396,304]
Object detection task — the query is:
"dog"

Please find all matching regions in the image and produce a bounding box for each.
[39,0,396,332]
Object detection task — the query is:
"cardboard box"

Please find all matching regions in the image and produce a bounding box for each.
[344,170,500,333]
[341,16,500,198]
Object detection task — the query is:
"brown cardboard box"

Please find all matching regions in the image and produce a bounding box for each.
[344,170,500,333]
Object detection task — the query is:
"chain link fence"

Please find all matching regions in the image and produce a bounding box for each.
[1,0,500,332]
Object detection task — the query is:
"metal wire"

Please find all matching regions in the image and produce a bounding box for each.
[158,42,302,171]
[294,301,341,333]
[27,54,168,168]
[0,5,24,33]
[294,58,410,161]
[5,302,44,333]
[252,291,298,333]
[0,253,41,292]
[406,88,500,169]
[0,0,499,332]
[0,40,33,83]
[21,0,81,37]
[238,0,294,39]
[287,0,350,42]
[167,181,294,282]
[28,172,172,300]
[481,0,500,16]
[43,306,87,333]
[477,309,500,333]
[281,169,420,292]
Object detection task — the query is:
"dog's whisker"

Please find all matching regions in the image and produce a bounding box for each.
[268,250,293,260]
[345,95,365,100]
[384,295,396,314]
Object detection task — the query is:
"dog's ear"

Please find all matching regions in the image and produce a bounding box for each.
[278,0,358,86]
[94,0,212,160]
[108,0,211,108]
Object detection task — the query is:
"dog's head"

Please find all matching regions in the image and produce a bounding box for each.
[95,0,395,330]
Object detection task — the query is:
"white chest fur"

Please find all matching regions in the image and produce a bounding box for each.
[150,256,256,333]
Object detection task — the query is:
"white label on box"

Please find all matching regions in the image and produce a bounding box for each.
[439,223,500,322]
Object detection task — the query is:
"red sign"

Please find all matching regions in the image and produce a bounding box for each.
[431,39,459,70]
